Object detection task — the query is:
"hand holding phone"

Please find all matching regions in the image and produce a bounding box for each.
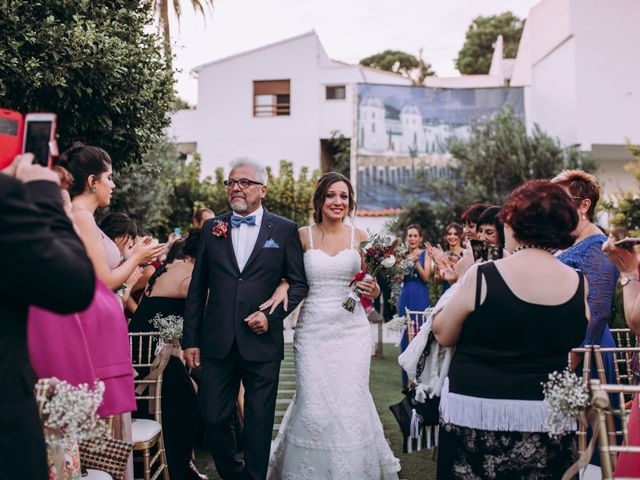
[614,237,640,250]
[23,113,58,168]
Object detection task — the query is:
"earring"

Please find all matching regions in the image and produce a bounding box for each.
[582,214,586,220]
[91,185,97,193]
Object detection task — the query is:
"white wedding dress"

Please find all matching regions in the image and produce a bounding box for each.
[268,226,400,480]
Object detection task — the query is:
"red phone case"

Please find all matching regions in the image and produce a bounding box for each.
[0,109,24,170]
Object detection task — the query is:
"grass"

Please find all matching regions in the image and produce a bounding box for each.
[193,344,438,479]
[370,345,438,480]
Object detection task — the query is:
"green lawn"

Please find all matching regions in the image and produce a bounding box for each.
[194,344,438,479]
[370,345,438,480]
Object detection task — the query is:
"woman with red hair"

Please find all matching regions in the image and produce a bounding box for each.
[433,180,587,479]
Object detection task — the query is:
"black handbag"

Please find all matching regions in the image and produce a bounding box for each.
[389,332,440,452]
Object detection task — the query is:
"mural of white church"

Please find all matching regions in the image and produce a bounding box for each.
[358,95,472,156]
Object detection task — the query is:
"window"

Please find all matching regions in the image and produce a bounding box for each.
[253,80,290,116]
[326,85,346,100]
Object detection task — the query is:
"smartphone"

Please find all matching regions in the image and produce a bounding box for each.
[471,239,504,261]
[614,237,640,250]
[0,109,24,169]
[174,227,182,237]
[23,113,58,168]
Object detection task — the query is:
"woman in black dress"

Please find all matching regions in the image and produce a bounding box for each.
[433,181,588,480]
[129,230,202,480]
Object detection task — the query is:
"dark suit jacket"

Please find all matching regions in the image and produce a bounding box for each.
[0,177,95,479]
[183,209,308,362]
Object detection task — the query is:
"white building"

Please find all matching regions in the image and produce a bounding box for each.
[168,30,410,176]
[509,0,640,194]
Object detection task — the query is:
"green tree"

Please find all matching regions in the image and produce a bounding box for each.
[410,107,598,231]
[263,161,320,227]
[386,199,441,246]
[604,145,640,230]
[0,0,174,170]
[154,0,215,60]
[360,49,435,85]
[455,12,524,75]
[107,139,225,237]
[322,131,351,178]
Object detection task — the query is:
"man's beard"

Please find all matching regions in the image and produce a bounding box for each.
[230,198,255,213]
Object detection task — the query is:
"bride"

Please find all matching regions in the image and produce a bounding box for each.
[268,172,400,479]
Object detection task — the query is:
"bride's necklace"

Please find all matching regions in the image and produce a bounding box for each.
[512,244,552,254]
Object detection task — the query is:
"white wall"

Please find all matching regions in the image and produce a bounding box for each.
[572,0,640,148]
[193,32,324,177]
[169,31,410,179]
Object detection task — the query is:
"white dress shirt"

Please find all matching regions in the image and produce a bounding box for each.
[231,206,263,272]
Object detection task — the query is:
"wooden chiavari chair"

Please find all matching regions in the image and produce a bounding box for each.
[590,379,640,479]
[129,332,169,480]
[611,328,638,349]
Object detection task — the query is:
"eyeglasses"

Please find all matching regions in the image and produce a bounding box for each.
[223,178,263,189]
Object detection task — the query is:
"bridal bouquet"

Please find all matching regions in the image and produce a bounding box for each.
[342,233,407,312]
[151,313,184,344]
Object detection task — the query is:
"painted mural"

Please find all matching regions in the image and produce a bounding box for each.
[355,84,525,211]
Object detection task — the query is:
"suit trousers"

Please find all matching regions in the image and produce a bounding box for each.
[200,342,280,480]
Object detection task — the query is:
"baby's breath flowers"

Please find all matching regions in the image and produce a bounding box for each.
[542,368,589,437]
[151,313,184,344]
[41,379,109,447]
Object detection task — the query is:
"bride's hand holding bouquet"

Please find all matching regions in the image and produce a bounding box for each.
[342,233,407,312]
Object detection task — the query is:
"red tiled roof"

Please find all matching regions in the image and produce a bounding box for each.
[357,209,402,217]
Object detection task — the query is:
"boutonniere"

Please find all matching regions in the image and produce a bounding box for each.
[212,219,228,238]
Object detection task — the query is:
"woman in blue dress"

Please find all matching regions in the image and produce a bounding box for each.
[553,171,618,371]
[398,224,432,388]
[553,170,619,466]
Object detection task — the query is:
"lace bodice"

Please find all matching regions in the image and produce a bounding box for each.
[302,224,361,309]
[557,233,618,344]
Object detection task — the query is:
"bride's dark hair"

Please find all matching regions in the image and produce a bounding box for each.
[313,172,356,224]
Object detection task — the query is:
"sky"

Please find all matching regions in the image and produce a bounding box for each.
[169,0,540,105]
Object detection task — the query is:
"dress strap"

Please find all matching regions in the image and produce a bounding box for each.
[350,225,356,250]
[308,224,314,249]
[475,265,484,310]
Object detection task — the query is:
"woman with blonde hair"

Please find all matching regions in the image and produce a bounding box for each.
[552,170,618,380]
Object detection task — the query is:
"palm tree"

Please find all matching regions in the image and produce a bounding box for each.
[155,0,215,60]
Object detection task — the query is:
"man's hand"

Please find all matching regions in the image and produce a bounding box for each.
[2,153,60,184]
[244,311,269,335]
[184,347,201,369]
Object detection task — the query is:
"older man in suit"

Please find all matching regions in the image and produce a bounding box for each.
[184,158,308,480]
[0,154,95,480]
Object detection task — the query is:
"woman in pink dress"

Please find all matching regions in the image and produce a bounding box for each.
[62,143,163,479]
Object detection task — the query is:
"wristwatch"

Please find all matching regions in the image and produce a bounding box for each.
[621,274,639,287]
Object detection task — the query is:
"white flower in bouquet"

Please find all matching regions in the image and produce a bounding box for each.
[381,255,396,269]
[151,313,184,344]
[42,380,110,448]
[542,368,589,437]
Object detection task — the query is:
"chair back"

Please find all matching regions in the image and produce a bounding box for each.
[590,379,640,479]
[611,328,638,349]
[129,332,163,423]
[596,346,640,387]
[404,308,432,343]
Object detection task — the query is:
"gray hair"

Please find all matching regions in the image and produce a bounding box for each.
[230,157,268,184]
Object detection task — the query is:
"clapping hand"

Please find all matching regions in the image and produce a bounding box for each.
[131,236,165,264]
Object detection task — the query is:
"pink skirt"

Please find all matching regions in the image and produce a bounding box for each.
[29,279,136,417]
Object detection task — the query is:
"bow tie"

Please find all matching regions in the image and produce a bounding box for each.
[231,215,257,228]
